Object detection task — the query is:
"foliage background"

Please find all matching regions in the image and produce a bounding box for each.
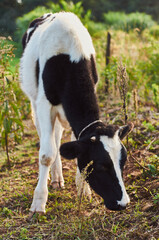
[1,0,159,36]
[0,1,159,239]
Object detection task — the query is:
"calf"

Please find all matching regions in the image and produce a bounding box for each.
[20,12,133,213]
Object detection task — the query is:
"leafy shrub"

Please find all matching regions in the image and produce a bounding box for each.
[138,42,159,87]
[152,84,159,109]
[149,25,159,39]
[103,12,156,32]
[16,6,48,41]
[103,12,127,28]
[16,1,92,41]
[86,21,106,36]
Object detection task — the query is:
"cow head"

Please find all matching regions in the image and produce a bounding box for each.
[60,123,133,211]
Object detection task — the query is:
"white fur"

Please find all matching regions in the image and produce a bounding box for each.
[100,133,130,207]
[20,12,95,213]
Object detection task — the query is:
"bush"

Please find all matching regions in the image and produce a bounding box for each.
[103,12,156,32]
[16,6,48,41]
[149,25,159,39]
[16,1,92,41]
[138,42,159,87]
[152,84,159,109]
[86,21,106,36]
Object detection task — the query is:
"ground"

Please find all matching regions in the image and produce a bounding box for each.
[0,96,159,240]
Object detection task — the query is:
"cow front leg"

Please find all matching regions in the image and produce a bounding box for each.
[71,132,92,199]
[30,97,57,213]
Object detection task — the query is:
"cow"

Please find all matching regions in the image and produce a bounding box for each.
[20,12,133,213]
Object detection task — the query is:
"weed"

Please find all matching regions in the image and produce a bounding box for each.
[147,164,158,176]
[20,227,28,239]
[133,89,138,125]
[117,61,128,124]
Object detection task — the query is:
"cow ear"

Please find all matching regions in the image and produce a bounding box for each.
[60,141,83,160]
[118,122,134,140]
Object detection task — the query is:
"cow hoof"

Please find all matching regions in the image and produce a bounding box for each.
[30,199,46,213]
[52,181,64,189]
[30,188,48,213]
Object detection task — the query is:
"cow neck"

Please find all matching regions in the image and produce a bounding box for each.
[62,92,100,139]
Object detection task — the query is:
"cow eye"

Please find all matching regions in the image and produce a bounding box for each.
[90,136,96,142]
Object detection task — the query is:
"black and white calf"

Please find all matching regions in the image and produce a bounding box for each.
[20,12,133,213]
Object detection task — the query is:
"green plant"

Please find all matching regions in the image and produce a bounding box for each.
[142,121,155,132]
[149,25,159,39]
[153,193,159,204]
[20,227,28,239]
[147,164,157,176]
[138,42,159,87]
[103,12,156,33]
[1,207,13,218]
[152,83,159,109]
[16,1,92,42]
[0,37,24,168]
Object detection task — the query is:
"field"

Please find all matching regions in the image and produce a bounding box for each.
[0,23,159,239]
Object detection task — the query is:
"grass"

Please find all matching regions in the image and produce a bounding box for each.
[0,22,159,240]
[0,97,158,239]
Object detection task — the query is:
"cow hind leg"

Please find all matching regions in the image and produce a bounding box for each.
[50,118,64,189]
[31,100,41,137]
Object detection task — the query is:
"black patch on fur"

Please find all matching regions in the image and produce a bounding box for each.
[78,122,119,140]
[90,55,98,84]
[22,14,54,50]
[51,16,56,22]
[27,29,35,43]
[36,60,40,86]
[120,145,127,170]
[29,14,51,28]
[22,32,27,50]
[42,54,99,137]
[95,124,119,138]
